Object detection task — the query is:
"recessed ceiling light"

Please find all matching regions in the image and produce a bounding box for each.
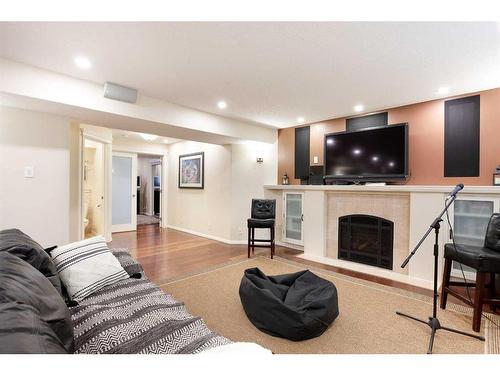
[354,104,364,112]
[74,56,92,70]
[163,139,169,144]
[140,133,158,141]
[297,117,305,123]
[438,86,450,95]
[217,100,227,109]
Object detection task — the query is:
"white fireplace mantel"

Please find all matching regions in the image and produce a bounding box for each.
[264,184,500,194]
[264,184,500,289]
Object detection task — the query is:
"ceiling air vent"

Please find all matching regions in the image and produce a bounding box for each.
[103,82,138,103]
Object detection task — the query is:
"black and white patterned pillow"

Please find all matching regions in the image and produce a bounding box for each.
[50,236,129,302]
[110,248,144,277]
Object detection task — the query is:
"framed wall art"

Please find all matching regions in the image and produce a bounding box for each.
[178,152,204,189]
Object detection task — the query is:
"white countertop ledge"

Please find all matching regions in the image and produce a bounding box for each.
[264,184,500,194]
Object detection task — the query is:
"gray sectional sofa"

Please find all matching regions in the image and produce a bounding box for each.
[0,229,231,354]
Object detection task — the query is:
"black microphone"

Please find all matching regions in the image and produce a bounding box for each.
[448,183,464,198]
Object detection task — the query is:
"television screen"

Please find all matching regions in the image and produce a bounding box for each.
[153,176,161,188]
[324,123,408,181]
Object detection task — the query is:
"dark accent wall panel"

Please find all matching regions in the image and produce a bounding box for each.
[346,112,388,132]
[294,126,310,179]
[444,95,480,177]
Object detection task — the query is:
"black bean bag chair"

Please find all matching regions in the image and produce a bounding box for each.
[239,267,339,341]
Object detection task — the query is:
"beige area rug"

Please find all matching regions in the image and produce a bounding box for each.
[161,256,499,354]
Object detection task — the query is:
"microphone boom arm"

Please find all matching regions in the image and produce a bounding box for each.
[400,192,457,269]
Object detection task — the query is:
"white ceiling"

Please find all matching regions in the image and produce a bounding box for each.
[1,22,499,128]
[111,128,180,145]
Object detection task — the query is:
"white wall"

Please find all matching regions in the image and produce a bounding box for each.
[0,106,278,247]
[0,106,73,247]
[167,141,232,241]
[230,142,278,242]
[167,140,277,243]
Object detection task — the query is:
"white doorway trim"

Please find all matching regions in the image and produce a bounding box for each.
[79,130,112,242]
[111,151,138,233]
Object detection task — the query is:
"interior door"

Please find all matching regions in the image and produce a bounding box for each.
[112,152,137,232]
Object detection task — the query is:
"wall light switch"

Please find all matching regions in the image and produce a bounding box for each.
[313,156,319,164]
[24,166,34,178]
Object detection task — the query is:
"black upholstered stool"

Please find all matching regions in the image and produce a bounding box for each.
[440,213,500,332]
[247,199,276,259]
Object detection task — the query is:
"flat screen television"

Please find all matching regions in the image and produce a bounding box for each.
[153,176,161,188]
[324,123,409,182]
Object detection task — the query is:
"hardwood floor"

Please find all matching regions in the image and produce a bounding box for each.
[109,225,498,314]
[109,225,430,293]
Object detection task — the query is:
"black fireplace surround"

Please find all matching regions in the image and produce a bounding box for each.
[338,214,394,270]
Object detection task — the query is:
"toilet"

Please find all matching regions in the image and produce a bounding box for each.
[83,201,90,231]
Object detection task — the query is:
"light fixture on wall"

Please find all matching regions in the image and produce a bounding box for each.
[140,133,158,141]
[354,104,364,112]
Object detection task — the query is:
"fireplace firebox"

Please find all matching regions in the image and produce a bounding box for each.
[338,214,393,270]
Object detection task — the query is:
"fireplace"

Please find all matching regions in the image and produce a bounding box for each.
[338,214,394,270]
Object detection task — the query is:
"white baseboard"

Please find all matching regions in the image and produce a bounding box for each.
[276,240,304,251]
[298,253,434,290]
[166,225,247,245]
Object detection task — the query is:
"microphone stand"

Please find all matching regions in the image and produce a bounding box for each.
[396,191,485,354]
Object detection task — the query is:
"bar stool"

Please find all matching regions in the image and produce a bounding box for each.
[247,199,276,259]
[440,213,500,332]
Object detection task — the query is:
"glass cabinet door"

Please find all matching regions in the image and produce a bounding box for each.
[284,193,303,244]
[452,199,494,274]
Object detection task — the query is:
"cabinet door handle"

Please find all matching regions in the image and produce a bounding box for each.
[301,214,304,221]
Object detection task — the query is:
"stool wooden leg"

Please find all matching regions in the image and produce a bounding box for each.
[247,227,251,258]
[251,228,255,254]
[473,272,486,332]
[492,273,498,312]
[270,227,275,259]
[272,227,276,258]
[440,257,452,309]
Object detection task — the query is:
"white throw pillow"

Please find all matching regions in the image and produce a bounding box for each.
[50,236,129,302]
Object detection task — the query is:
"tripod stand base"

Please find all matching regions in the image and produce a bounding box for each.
[396,311,485,354]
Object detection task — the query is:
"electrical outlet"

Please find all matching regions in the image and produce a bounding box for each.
[24,166,34,178]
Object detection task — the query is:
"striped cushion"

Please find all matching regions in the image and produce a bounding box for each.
[50,236,129,302]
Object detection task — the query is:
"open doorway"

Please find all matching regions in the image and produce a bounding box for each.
[82,138,106,238]
[137,155,162,227]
